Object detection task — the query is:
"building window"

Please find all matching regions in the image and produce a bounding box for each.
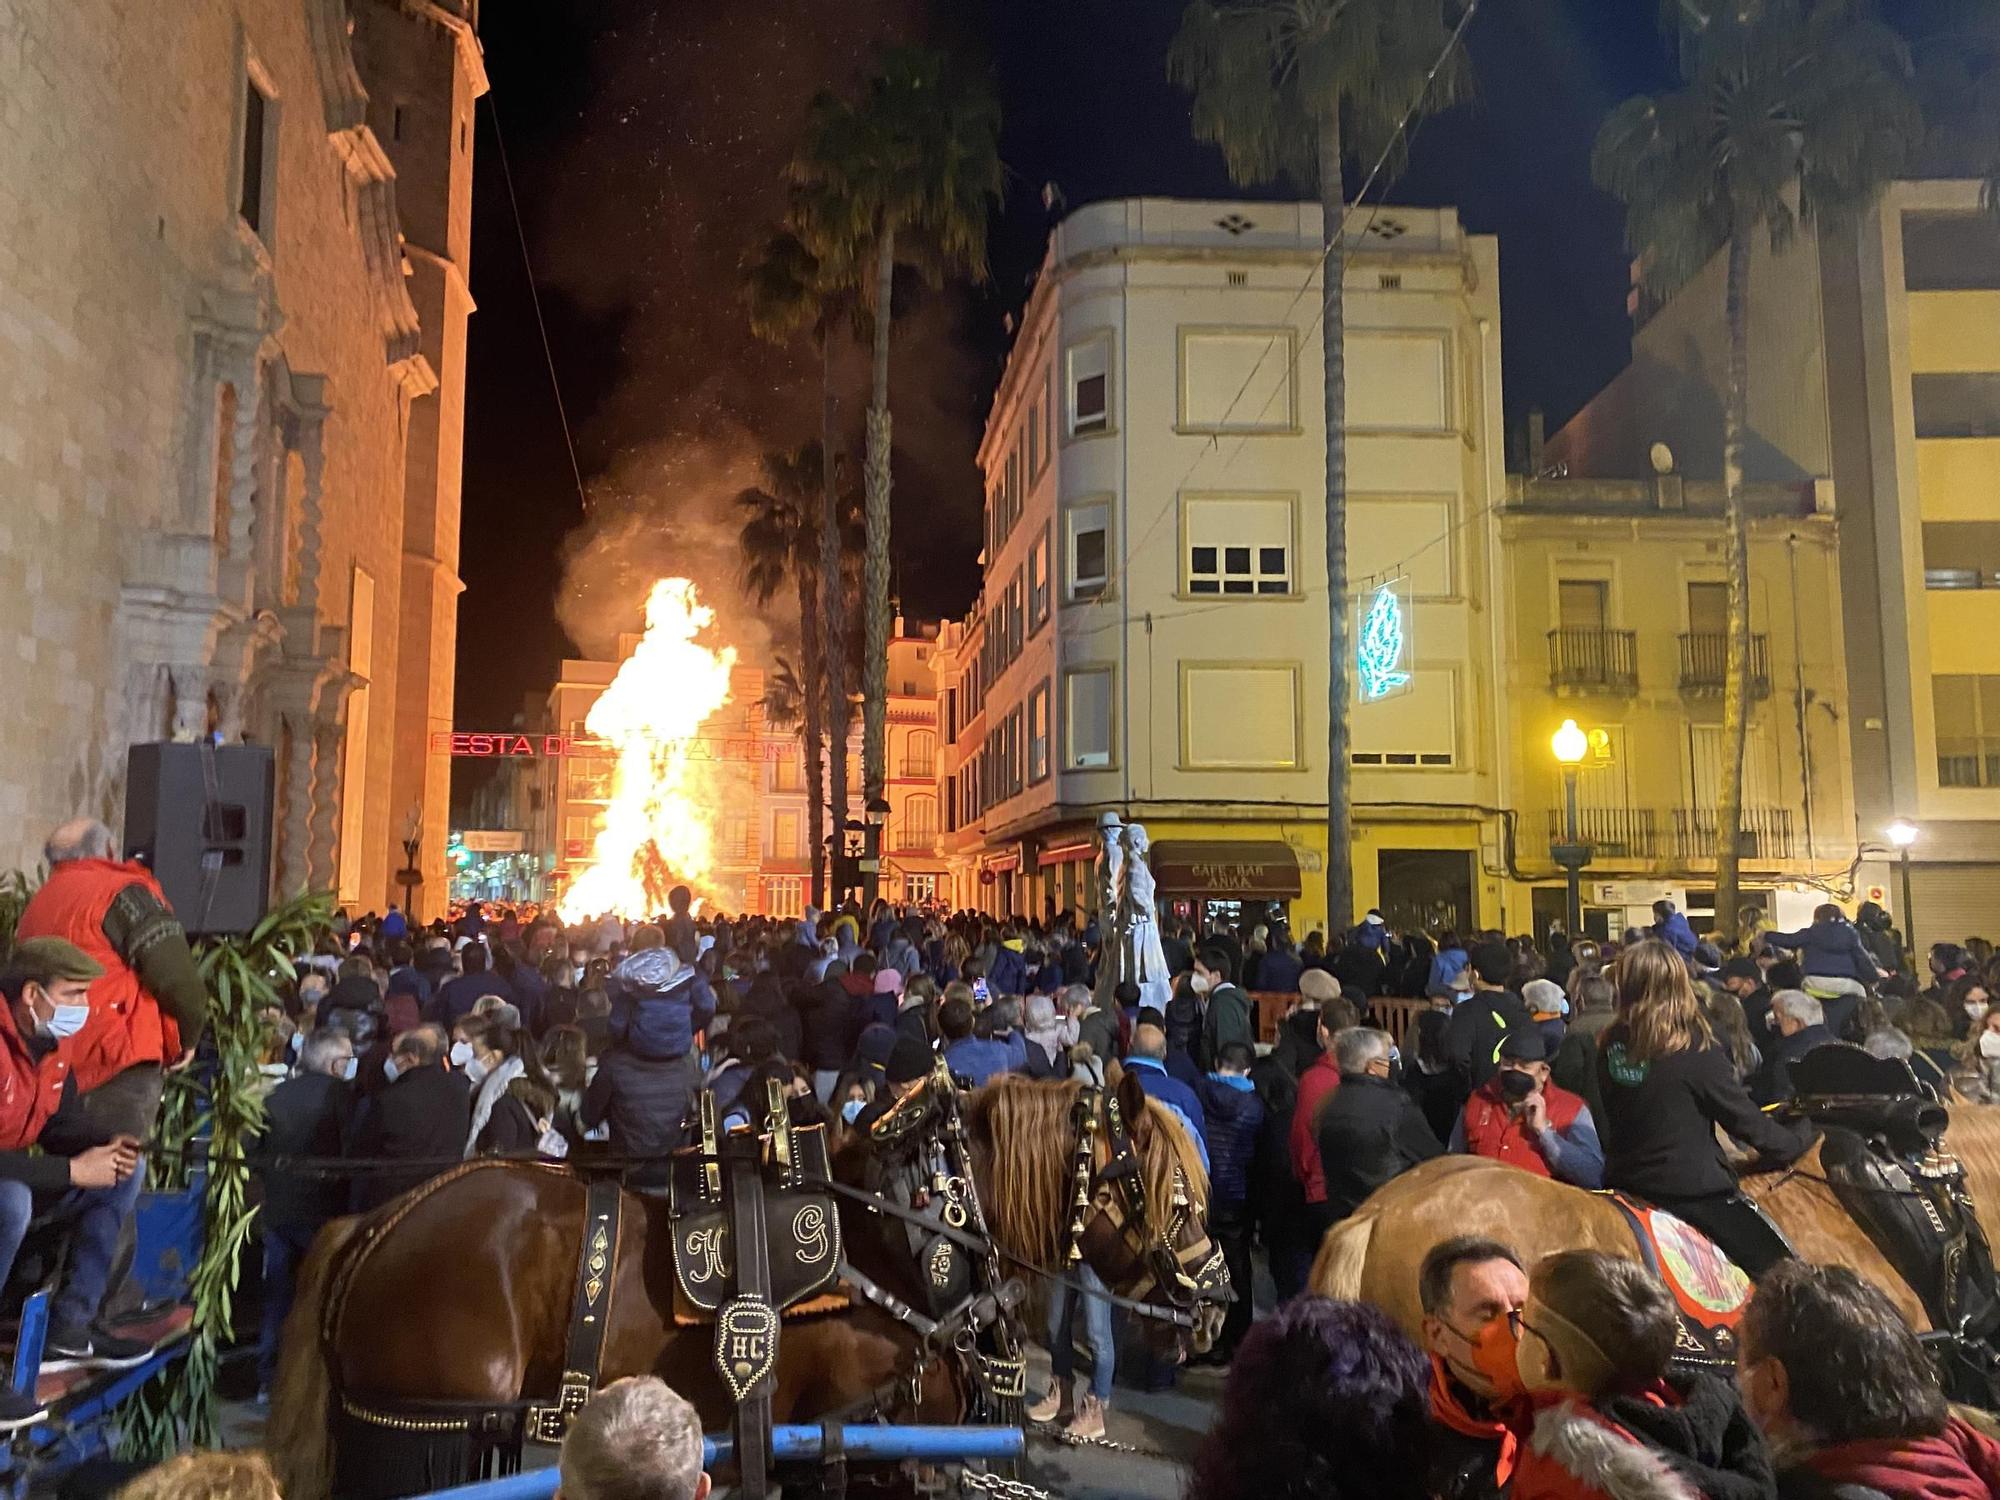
[902,730,936,779]
[392,103,406,141]
[1009,569,1025,660]
[904,873,937,903]
[1028,681,1050,783]
[1026,394,1043,480]
[1686,581,1728,634]
[763,876,804,919]
[1067,502,1110,600]
[771,808,804,859]
[900,794,938,849]
[1067,337,1110,437]
[1903,212,2000,292]
[1063,667,1115,770]
[1913,374,2000,439]
[1558,578,1609,630]
[1935,675,2000,788]
[771,753,804,792]
[1184,495,1293,596]
[721,814,755,862]
[1178,327,1296,432]
[1924,521,2000,590]
[1027,528,1051,633]
[240,76,273,238]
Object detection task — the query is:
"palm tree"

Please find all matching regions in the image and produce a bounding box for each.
[760,657,808,735]
[737,444,831,908]
[1169,0,1469,934]
[1594,0,1917,942]
[746,224,858,903]
[791,46,1003,853]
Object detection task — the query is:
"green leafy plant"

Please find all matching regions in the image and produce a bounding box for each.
[122,889,334,1455]
[0,869,43,965]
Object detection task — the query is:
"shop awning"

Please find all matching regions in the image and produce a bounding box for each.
[1148,840,1303,898]
[884,854,951,875]
[1039,839,1097,864]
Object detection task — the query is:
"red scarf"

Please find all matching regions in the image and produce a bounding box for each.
[1429,1355,1521,1486]
[1803,1419,2000,1500]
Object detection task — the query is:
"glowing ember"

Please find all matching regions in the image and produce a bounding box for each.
[557,578,738,922]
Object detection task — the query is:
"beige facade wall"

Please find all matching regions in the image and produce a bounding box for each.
[950,199,1510,935]
[1546,178,2000,951]
[0,0,478,912]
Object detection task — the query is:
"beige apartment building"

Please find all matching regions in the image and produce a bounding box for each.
[1496,471,1855,938]
[0,0,482,907]
[1549,181,2000,951]
[940,198,1511,938]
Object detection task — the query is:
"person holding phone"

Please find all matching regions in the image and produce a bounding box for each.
[1449,1030,1603,1188]
[0,938,157,1425]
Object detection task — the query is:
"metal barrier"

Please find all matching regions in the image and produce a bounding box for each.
[417,1426,1026,1500]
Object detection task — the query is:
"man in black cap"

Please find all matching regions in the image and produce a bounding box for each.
[1441,943,1531,1095]
[1717,955,1773,1045]
[1448,1030,1603,1188]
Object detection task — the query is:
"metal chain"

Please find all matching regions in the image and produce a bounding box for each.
[1029,1424,1181,1463]
[960,1469,1065,1500]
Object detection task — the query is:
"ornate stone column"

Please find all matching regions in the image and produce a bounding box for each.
[307,717,346,894]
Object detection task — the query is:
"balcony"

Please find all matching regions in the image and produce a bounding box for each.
[1544,807,1658,860]
[1548,629,1638,695]
[1672,807,1796,862]
[1677,633,1770,698]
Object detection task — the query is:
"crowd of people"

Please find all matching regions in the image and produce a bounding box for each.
[9,807,2000,1496]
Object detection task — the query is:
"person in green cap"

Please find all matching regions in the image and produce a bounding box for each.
[0,936,156,1421]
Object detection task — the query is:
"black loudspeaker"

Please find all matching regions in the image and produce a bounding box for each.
[123,743,276,936]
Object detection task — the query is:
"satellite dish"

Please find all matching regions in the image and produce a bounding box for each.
[1649,441,1676,476]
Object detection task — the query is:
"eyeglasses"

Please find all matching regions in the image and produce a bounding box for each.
[1507,1308,1551,1348]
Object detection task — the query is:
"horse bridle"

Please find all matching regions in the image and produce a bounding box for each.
[1062,1084,1231,1313]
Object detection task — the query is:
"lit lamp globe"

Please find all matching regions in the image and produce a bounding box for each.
[1552,719,1589,766]
[1887,820,1919,849]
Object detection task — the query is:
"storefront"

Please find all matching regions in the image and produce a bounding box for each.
[1149,839,1304,934]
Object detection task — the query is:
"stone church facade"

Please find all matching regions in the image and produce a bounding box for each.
[0,0,482,913]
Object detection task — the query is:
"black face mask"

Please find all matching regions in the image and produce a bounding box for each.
[1498,1068,1538,1103]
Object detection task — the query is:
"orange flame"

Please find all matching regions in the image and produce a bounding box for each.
[557,578,737,922]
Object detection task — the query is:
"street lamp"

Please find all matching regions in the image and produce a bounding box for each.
[1551,719,1592,942]
[863,796,891,908]
[1887,819,1919,958]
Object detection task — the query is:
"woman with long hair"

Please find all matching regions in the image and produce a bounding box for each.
[1596,940,1805,1275]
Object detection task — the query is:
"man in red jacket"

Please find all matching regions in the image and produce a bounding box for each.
[1739,1260,2000,1499]
[1287,1008,1343,1241]
[0,939,153,1426]
[17,819,207,1135]
[1449,1031,1604,1188]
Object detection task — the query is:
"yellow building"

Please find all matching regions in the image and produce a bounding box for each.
[1550,180,2000,950]
[881,620,946,905]
[1495,472,1855,937]
[941,197,1512,939]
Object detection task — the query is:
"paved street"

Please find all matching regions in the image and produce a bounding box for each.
[1016,1347,1223,1500]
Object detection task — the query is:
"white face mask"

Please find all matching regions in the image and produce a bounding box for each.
[1189,973,1213,996]
[37,1003,90,1042]
[1968,1002,1991,1023]
[1981,1032,2000,1061]
[340,1056,359,1081]
[449,1040,475,1069]
[383,1056,401,1083]
[464,1056,490,1086]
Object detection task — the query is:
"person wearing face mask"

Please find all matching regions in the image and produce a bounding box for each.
[1735,1261,2000,1499]
[0,938,155,1419]
[462,1019,554,1157]
[1419,1237,1531,1500]
[346,1025,471,1212]
[1195,946,1254,1073]
[1953,1001,2000,1102]
[1315,1027,1441,1221]
[1509,1251,1773,1500]
[253,1026,356,1400]
[1450,1032,1604,1189]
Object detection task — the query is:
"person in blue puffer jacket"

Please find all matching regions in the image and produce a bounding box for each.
[582,947,715,1180]
[1196,1040,1264,1363]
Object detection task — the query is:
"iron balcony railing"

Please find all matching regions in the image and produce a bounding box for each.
[1548,628,1639,693]
[1545,807,1659,859]
[1678,632,1770,696]
[1672,807,1796,862]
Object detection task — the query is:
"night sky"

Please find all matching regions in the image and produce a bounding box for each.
[452,0,1675,760]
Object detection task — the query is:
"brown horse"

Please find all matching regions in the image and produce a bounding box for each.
[270,1072,1219,1500]
[1309,1104,2000,1337]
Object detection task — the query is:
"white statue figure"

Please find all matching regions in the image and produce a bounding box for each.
[1093,812,1126,1009]
[1118,822,1173,1015]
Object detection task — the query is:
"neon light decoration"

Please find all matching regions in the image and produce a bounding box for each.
[1357,584,1411,701]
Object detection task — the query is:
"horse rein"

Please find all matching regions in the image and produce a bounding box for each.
[1063,1084,1230,1314]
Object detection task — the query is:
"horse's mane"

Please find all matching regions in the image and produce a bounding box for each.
[963,1075,1211,1267]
